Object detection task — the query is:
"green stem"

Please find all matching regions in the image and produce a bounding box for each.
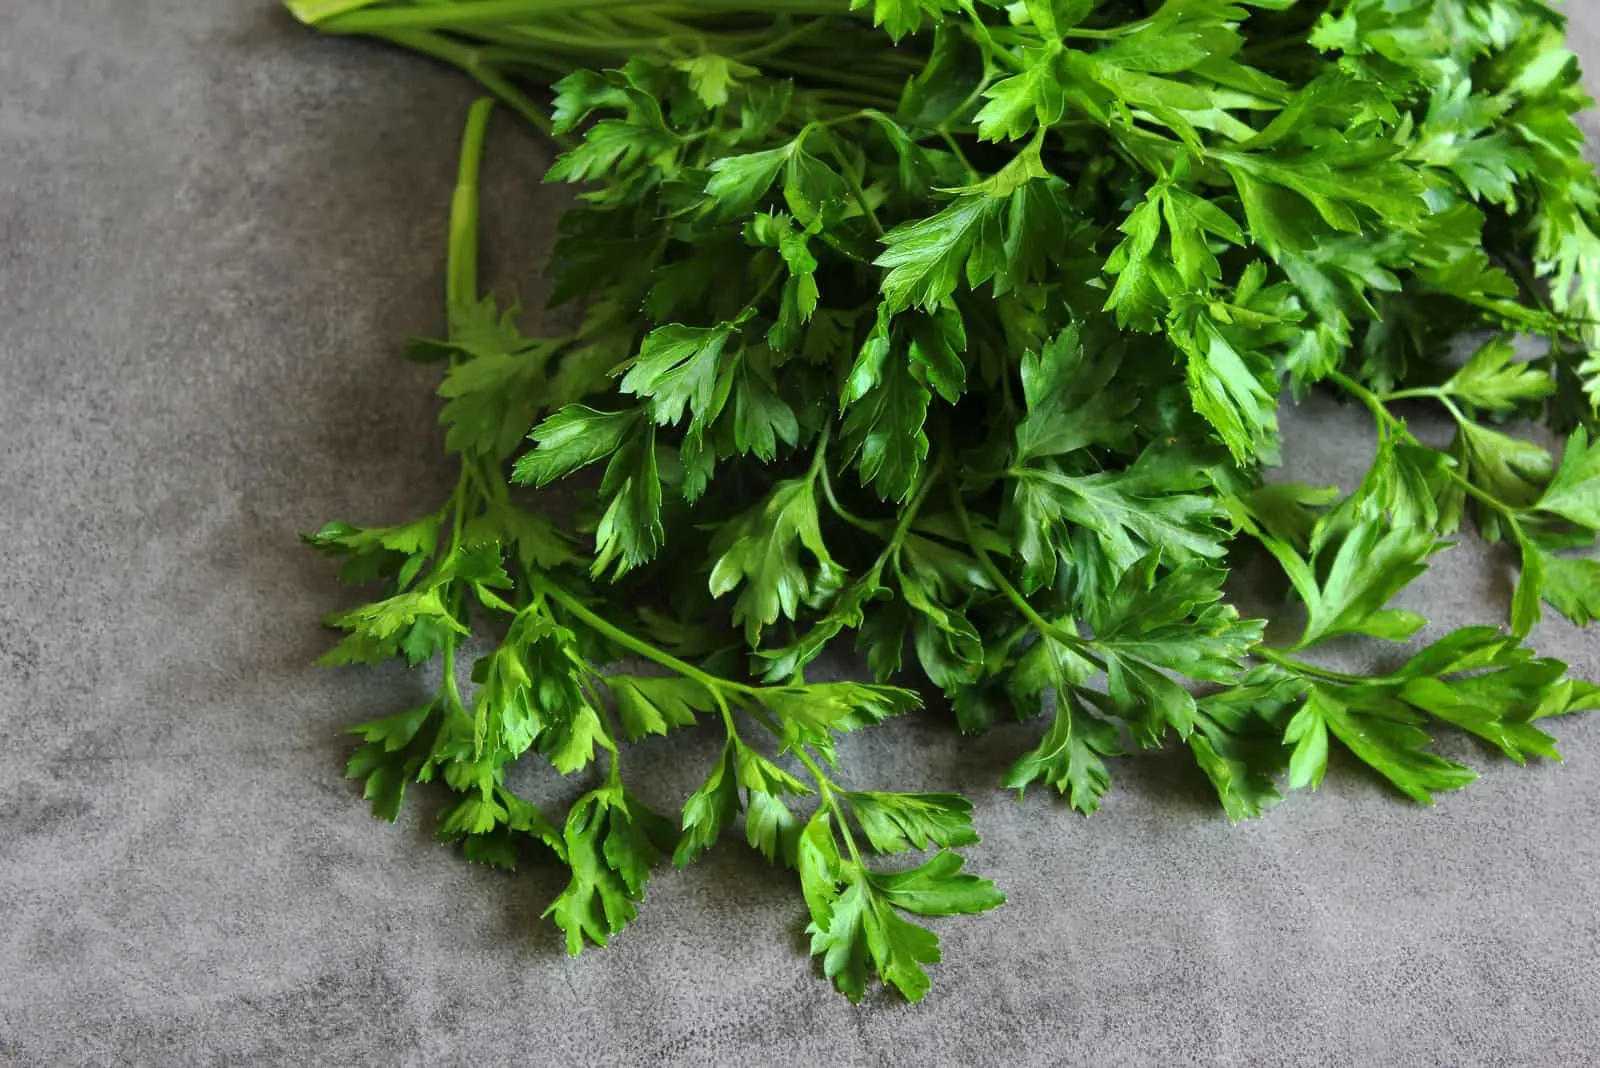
[1061,11,1160,39]
[873,51,928,70]
[733,17,828,61]
[791,743,833,795]
[805,421,834,480]
[743,701,788,741]
[762,57,906,98]
[447,97,494,318]
[443,640,465,710]
[1252,645,1368,685]
[1327,369,1398,429]
[713,688,744,743]
[811,422,887,535]
[792,745,865,866]
[316,0,839,33]
[949,488,1102,667]
[447,470,472,547]
[1435,394,1470,427]
[597,705,625,778]
[797,88,902,112]
[539,582,742,694]
[750,264,788,310]
[828,146,885,236]
[1330,368,1530,536]
[1448,468,1525,523]
[939,131,979,181]
[446,42,569,68]
[818,463,889,536]
[334,0,851,33]
[886,453,944,555]
[1380,386,1444,404]
[498,25,670,51]
[286,0,384,22]
[1503,252,1558,318]
[375,30,554,136]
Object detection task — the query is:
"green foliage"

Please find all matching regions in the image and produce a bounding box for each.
[293,0,1600,1003]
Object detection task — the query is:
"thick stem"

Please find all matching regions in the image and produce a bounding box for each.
[376,30,555,135]
[447,97,495,315]
[317,0,852,33]
[286,0,386,23]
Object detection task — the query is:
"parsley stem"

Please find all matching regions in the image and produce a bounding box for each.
[312,0,851,33]
[829,145,885,236]
[1380,386,1444,403]
[751,265,787,311]
[799,90,899,112]
[286,0,380,21]
[815,425,892,536]
[950,489,1046,627]
[714,689,743,742]
[447,469,471,548]
[446,97,495,315]
[443,640,465,710]
[819,465,888,536]
[806,421,833,480]
[948,488,1104,668]
[1447,468,1526,525]
[873,52,927,71]
[791,745,865,867]
[733,17,828,62]
[938,131,978,181]
[1252,645,1366,685]
[1435,394,1471,427]
[1326,369,1398,429]
[537,582,748,697]
[743,701,788,741]
[1061,12,1160,39]
[375,30,554,137]
[596,703,625,776]
[887,453,944,554]
[1329,369,1530,534]
[791,744,834,796]
[427,90,507,696]
[763,58,904,98]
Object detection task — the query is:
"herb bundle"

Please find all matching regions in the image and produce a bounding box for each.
[292,0,1600,1001]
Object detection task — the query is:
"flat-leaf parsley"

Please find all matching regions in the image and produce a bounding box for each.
[292,0,1600,1001]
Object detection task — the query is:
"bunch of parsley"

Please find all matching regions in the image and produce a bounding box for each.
[292,0,1600,1001]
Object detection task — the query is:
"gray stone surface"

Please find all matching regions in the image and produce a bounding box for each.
[3,3,1599,1064]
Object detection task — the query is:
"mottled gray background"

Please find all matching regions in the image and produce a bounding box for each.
[3,3,1599,1065]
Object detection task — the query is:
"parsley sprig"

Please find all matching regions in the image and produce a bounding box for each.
[294,0,1600,1001]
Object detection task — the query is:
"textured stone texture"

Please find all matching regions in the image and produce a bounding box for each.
[2,4,1599,1064]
